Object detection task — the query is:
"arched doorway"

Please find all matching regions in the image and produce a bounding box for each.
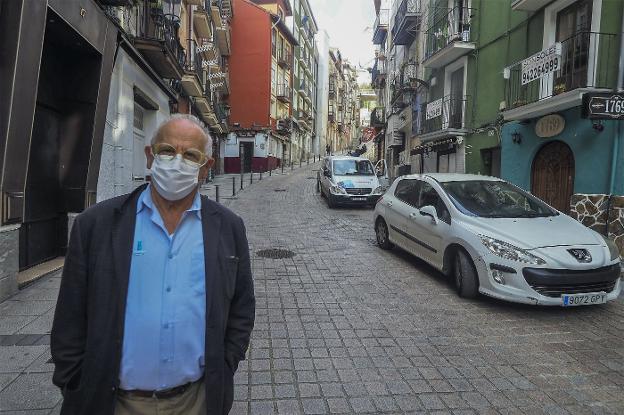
[531,141,575,213]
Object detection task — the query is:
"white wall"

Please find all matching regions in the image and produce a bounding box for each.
[314,30,330,156]
[97,49,170,202]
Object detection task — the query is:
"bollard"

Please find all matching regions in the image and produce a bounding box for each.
[260,171,263,181]
[282,162,284,174]
[215,185,220,203]
[307,156,309,165]
[299,158,302,168]
[250,172,253,184]
[270,168,272,177]
[291,162,293,171]
[240,172,243,190]
[232,177,236,196]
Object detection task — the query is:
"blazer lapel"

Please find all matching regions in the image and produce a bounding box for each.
[201,195,221,321]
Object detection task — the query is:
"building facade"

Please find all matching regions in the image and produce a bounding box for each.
[225,0,297,173]
[289,0,319,160]
[327,49,360,155]
[314,30,330,156]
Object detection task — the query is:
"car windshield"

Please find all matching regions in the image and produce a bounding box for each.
[332,159,375,176]
[440,180,558,218]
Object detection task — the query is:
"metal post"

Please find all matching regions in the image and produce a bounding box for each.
[240,171,243,190]
[299,158,302,168]
[232,177,236,196]
[250,172,253,184]
[282,161,284,174]
[260,171,263,181]
[307,156,309,165]
[215,185,220,203]
[270,167,272,176]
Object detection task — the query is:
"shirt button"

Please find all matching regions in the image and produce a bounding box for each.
[166,286,172,292]
[163,323,169,329]
[168,253,174,259]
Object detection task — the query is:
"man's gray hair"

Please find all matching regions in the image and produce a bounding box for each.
[152,113,213,157]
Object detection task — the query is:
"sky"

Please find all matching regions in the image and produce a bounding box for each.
[307,0,377,85]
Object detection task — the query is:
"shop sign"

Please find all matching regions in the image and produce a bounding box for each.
[535,114,565,138]
[583,92,624,120]
[521,43,561,85]
[425,98,443,120]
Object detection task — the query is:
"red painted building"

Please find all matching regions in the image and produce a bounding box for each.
[223,0,297,173]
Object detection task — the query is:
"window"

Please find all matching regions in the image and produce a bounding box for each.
[272,29,276,56]
[419,183,451,224]
[394,179,421,206]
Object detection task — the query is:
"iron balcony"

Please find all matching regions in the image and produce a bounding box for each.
[392,0,422,46]
[133,3,185,79]
[278,49,292,69]
[502,31,616,121]
[422,6,475,69]
[182,39,205,97]
[373,9,389,45]
[419,95,470,138]
[276,84,292,103]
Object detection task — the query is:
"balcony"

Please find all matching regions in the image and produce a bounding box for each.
[276,84,292,103]
[419,95,470,141]
[278,49,292,69]
[511,0,550,11]
[214,102,229,126]
[502,32,616,121]
[370,107,385,127]
[276,117,293,133]
[193,0,212,39]
[182,39,204,97]
[133,5,185,79]
[373,9,389,45]
[390,62,419,107]
[422,6,475,69]
[392,0,423,46]
[211,5,231,56]
[328,104,335,122]
[329,81,336,98]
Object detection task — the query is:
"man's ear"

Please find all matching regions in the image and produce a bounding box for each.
[145,146,154,169]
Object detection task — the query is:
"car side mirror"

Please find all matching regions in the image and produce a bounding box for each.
[323,169,331,177]
[376,171,383,177]
[419,205,438,225]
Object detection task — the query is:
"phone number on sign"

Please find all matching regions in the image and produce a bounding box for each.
[521,56,560,85]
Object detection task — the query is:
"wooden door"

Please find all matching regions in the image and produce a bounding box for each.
[531,141,575,213]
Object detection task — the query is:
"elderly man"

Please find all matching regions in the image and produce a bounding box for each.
[51,114,255,415]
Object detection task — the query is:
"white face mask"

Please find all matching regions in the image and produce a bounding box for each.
[150,154,200,201]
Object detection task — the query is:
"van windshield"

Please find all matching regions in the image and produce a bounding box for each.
[332,159,375,176]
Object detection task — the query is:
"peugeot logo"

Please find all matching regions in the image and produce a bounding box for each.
[567,249,592,263]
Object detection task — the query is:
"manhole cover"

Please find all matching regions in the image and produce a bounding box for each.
[274,189,287,192]
[256,249,296,259]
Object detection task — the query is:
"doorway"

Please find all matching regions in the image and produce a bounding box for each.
[531,141,575,213]
[240,141,253,173]
[555,0,592,93]
[20,10,101,270]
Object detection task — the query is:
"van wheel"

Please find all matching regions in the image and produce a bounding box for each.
[454,249,479,298]
[375,218,394,250]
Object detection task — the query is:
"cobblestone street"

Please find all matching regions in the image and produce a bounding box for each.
[1,163,624,414]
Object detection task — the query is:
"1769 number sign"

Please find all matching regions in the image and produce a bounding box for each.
[521,43,562,85]
[583,93,624,120]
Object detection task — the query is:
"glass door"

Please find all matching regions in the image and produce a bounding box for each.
[554,0,592,94]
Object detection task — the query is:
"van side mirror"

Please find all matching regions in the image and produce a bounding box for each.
[323,169,331,177]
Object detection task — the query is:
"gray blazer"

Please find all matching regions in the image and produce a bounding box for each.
[51,184,255,414]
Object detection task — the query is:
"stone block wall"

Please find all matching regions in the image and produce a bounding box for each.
[0,225,20,301]
[570,194,624,257]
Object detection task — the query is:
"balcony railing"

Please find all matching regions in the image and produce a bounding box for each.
[185,39,203,81]
[424,6,474,62]
[277,117,292,133]
[504,31,616,112]
[373,9,389,44]
[134,5,185,78]
[276,84,291,102]
[278,49,292,69]
[371,107,385,127]
[390,62,419,105]
[419,95,469,135]
[392,0,422,46]
[215,102,229,125]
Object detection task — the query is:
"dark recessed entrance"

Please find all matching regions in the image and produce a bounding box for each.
[19,10,102,270]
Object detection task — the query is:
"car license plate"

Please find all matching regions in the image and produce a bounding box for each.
[352,197,366,201]
[562,292,607,306]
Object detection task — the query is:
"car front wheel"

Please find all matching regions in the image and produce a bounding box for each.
[454,249,479,298]
[375,218,394,250]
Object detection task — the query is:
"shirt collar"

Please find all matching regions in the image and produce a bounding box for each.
[137,185,202,219]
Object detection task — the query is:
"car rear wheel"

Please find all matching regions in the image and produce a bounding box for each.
[454,249,479,298]
[375,218,394,250]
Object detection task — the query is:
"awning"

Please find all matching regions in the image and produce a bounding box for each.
[410,136,462,156]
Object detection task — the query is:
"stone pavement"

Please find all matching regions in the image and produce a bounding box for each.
[1,162,624,414]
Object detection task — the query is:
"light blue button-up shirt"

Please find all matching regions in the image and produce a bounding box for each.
[119,186,206,391]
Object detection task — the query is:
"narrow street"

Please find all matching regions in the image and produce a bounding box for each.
[1,164,623,414]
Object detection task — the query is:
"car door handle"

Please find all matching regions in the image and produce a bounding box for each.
[409,212,417,218]
[387,201,393,207]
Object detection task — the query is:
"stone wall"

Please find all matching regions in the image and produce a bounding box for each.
[0,225,20,301]
[570,194,624,257]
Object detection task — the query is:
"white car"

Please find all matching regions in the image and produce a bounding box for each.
[374,173,622,306]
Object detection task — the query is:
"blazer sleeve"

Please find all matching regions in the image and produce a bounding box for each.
[50,215,88,393]
[224,216,255,370]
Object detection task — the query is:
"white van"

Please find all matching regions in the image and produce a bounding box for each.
[317,156,389,208]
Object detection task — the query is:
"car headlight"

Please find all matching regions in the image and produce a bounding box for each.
[372,186,387,195]
[479,235,546,266]
[330,184,347,195]
[601,235,621,261]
